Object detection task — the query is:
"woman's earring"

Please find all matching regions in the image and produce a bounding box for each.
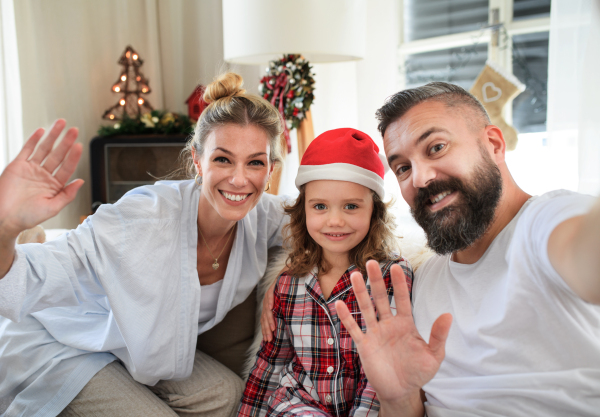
[264,181,270,192]
[195,174,203,186]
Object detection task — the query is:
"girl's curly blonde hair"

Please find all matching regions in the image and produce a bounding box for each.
[282,185,399,277]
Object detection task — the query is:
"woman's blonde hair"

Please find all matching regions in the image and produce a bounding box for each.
[282,186,399,277]
[183,72,285,177]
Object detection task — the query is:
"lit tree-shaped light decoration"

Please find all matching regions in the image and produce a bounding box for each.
[102,45,154,121]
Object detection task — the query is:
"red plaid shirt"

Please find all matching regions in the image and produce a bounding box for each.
[239,258,413,417]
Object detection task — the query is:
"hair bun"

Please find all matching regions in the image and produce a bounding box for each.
[203,72,246,104]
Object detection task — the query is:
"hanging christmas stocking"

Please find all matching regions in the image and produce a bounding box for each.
[470,61,525,151]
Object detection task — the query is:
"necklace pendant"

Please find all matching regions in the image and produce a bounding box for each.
[212,261,219,270]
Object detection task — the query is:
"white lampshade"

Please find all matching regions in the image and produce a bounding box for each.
[222,0,366,65]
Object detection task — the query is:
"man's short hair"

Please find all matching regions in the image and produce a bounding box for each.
[376,82,491,137]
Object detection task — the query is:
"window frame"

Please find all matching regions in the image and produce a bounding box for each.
[398,0,550,123]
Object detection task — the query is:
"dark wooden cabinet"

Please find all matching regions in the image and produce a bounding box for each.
[90,134,189,210]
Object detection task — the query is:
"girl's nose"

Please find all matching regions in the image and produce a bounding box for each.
[327,211,345,227]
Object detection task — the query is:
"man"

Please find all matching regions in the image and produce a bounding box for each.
[335,82,600,416]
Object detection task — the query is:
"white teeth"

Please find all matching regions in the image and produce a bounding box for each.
[430,191,451,204]
[222,192,249,202]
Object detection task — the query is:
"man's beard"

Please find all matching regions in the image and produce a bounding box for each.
[410,154,502,255]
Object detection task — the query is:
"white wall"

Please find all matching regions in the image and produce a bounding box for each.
[13,0,400,229]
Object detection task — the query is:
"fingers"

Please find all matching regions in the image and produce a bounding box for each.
[261,282,277,342]
[53,143,82,185]
[266,298,276,332]
[47,179,84,215]
[350,270,378,329]
[391,264,412,319]
[29,119,67,164]
[41,127,79,174]
[335,299,364,345]
[261,311,273,342]
[16,128,45,161]
[429,313,453,363]
[367,260,394,321]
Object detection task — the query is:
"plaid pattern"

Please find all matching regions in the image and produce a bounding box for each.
[239,258,413,417]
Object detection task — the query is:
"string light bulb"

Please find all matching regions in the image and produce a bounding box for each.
[121,75,127,81]
[133,54,138,60]
[138,98,144,105]
[120,99,126,106]
[136,76,141,81]
[126,51,131,58]
[113,86,120,92]
[109,114,115,120]
[142,88,148,93]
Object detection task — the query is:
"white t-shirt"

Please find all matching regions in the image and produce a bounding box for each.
[198,279,224,331]
[413,190,600,417]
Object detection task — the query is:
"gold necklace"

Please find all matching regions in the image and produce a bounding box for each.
[198,224,236,270]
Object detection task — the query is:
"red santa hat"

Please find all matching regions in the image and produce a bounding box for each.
[295,128,385,198]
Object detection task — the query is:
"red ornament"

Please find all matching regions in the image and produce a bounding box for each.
[293,108,299,116]
[185,85,209,121]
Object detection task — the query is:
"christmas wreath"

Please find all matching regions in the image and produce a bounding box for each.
[259,54,315,151]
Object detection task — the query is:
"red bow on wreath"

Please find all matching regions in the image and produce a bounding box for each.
[266,72,292,153]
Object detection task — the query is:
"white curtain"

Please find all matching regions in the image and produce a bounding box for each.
[10,0,260,229]
[547,0,600,195]
[0,0,23,173]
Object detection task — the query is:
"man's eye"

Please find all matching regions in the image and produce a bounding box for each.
[430,144,445,154]
[314,203,327,210]
[396,165,410,177]
[344,204,358,210]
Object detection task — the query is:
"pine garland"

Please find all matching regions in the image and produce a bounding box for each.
[97,110,194,137]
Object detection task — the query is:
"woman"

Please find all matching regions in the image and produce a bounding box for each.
[0,72,286,417]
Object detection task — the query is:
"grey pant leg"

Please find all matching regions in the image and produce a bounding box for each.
[59,350,243,417]
[149,350,245,417]
[58,361,177,417]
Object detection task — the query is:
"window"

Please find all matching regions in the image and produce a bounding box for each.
[389,0,568,239]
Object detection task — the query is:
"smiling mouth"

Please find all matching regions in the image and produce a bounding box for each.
[323,232,352,238]
[220,191,250,202]
[427,190,452,205]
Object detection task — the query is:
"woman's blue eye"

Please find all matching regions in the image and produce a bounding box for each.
[249,160,265,166]
[314,203,326,210]
[430,144,445,154]
[214,156,230,163]
[345,203,358,210]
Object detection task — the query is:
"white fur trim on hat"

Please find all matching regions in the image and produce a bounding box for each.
[295,163,385,199]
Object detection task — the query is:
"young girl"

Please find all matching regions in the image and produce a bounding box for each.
[238,128,414,417]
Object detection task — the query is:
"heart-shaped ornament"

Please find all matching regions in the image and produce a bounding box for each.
[482,82,502,103]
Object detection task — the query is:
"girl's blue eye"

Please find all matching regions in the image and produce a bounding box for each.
[345,203,358,210]
[314,203,327,210]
